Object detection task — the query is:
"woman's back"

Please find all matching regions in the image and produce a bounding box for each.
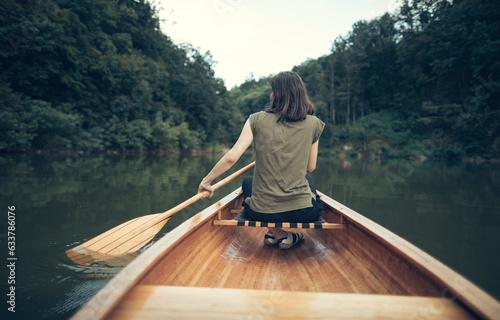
[245,111,324,213]
[198,70,324,249]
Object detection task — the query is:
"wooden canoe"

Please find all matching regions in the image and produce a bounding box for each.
[70,188,500,320]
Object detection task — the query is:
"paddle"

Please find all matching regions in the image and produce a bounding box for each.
[66,161,255,266]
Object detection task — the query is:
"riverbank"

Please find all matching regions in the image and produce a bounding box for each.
[3,142,498,164]
[3,109,499,163]
[318,111,500,162]
[319,142,500,163]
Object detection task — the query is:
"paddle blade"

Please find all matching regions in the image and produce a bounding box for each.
[66,213,169,266]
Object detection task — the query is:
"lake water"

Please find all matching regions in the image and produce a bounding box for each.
[1,154,499,319]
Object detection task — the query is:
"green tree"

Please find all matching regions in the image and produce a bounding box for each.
[1,0,239,153]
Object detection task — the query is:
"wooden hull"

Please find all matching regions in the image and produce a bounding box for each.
[71,188,500,320]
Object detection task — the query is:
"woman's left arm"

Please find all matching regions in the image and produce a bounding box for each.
[198,119,254,198]
[307,140,319,173]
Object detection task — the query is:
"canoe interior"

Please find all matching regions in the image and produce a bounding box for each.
[73,188,500,320]
[139,191,442,296]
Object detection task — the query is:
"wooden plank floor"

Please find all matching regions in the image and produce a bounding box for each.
[107,285,475,320]
[140,223,408,294]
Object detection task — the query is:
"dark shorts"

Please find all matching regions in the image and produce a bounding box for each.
[241,174,323,223]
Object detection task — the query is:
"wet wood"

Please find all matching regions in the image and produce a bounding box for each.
[66,214,170,265]
[107,285,475,320]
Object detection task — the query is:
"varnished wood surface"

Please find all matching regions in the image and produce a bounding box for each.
[139,223,431,294]
[107,285,475,320]
[70,189,243,320]
[66,214,170,265]
[71,188,500,320]
[139,196,441,296]
[318,191,500,320]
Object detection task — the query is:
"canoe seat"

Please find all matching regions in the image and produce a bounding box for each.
[108,285,475,320]
[213,209,346,230]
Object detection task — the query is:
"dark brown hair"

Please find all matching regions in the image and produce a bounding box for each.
[266,71,315,122]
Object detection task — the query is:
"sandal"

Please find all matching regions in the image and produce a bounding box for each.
[278,231,304,250]
[263,233,278,246]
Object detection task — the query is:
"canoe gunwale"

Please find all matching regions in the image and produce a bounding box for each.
[317,191,500,320]
[70,188,244,320]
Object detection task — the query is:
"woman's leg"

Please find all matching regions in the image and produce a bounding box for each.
[246,174,318,240]
[305,173,317,195]
[242,176,286,239]
[267,227,287,239]
[242,176,253,200]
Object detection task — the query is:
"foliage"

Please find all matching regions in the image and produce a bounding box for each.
[227,77,271,118]
[2,0,499,159]
[0,0,243,153]
[228,0,500,159]
[331,111,412,158]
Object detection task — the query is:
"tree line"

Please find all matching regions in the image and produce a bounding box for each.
[1,0,499,159]
[232,0,500,159]
[1,0,242,153]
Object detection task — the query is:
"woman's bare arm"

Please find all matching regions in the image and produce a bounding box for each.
[307,140,319,173]
[198,119,254,198]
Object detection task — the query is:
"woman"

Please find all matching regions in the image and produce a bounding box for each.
[198,71,325,250]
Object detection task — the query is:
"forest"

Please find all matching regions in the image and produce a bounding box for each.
[231,0,500,160]
[1,0,243,153]
[1,0,499,159]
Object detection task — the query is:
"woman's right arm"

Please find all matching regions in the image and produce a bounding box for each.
[198,119,254,197]
[307,140,319,173]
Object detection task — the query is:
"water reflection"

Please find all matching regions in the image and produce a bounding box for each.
[316,157,500,301]
[0,154,498,319]
[0,153,253,319]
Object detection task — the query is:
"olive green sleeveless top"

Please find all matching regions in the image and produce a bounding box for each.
[244,111,325,213]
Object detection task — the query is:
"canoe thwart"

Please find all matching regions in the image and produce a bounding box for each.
[213,211,346,230]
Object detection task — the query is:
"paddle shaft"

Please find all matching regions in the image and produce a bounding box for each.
[154,161,255,223]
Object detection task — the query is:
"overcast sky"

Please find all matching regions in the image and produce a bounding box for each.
[156,0,399,89]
